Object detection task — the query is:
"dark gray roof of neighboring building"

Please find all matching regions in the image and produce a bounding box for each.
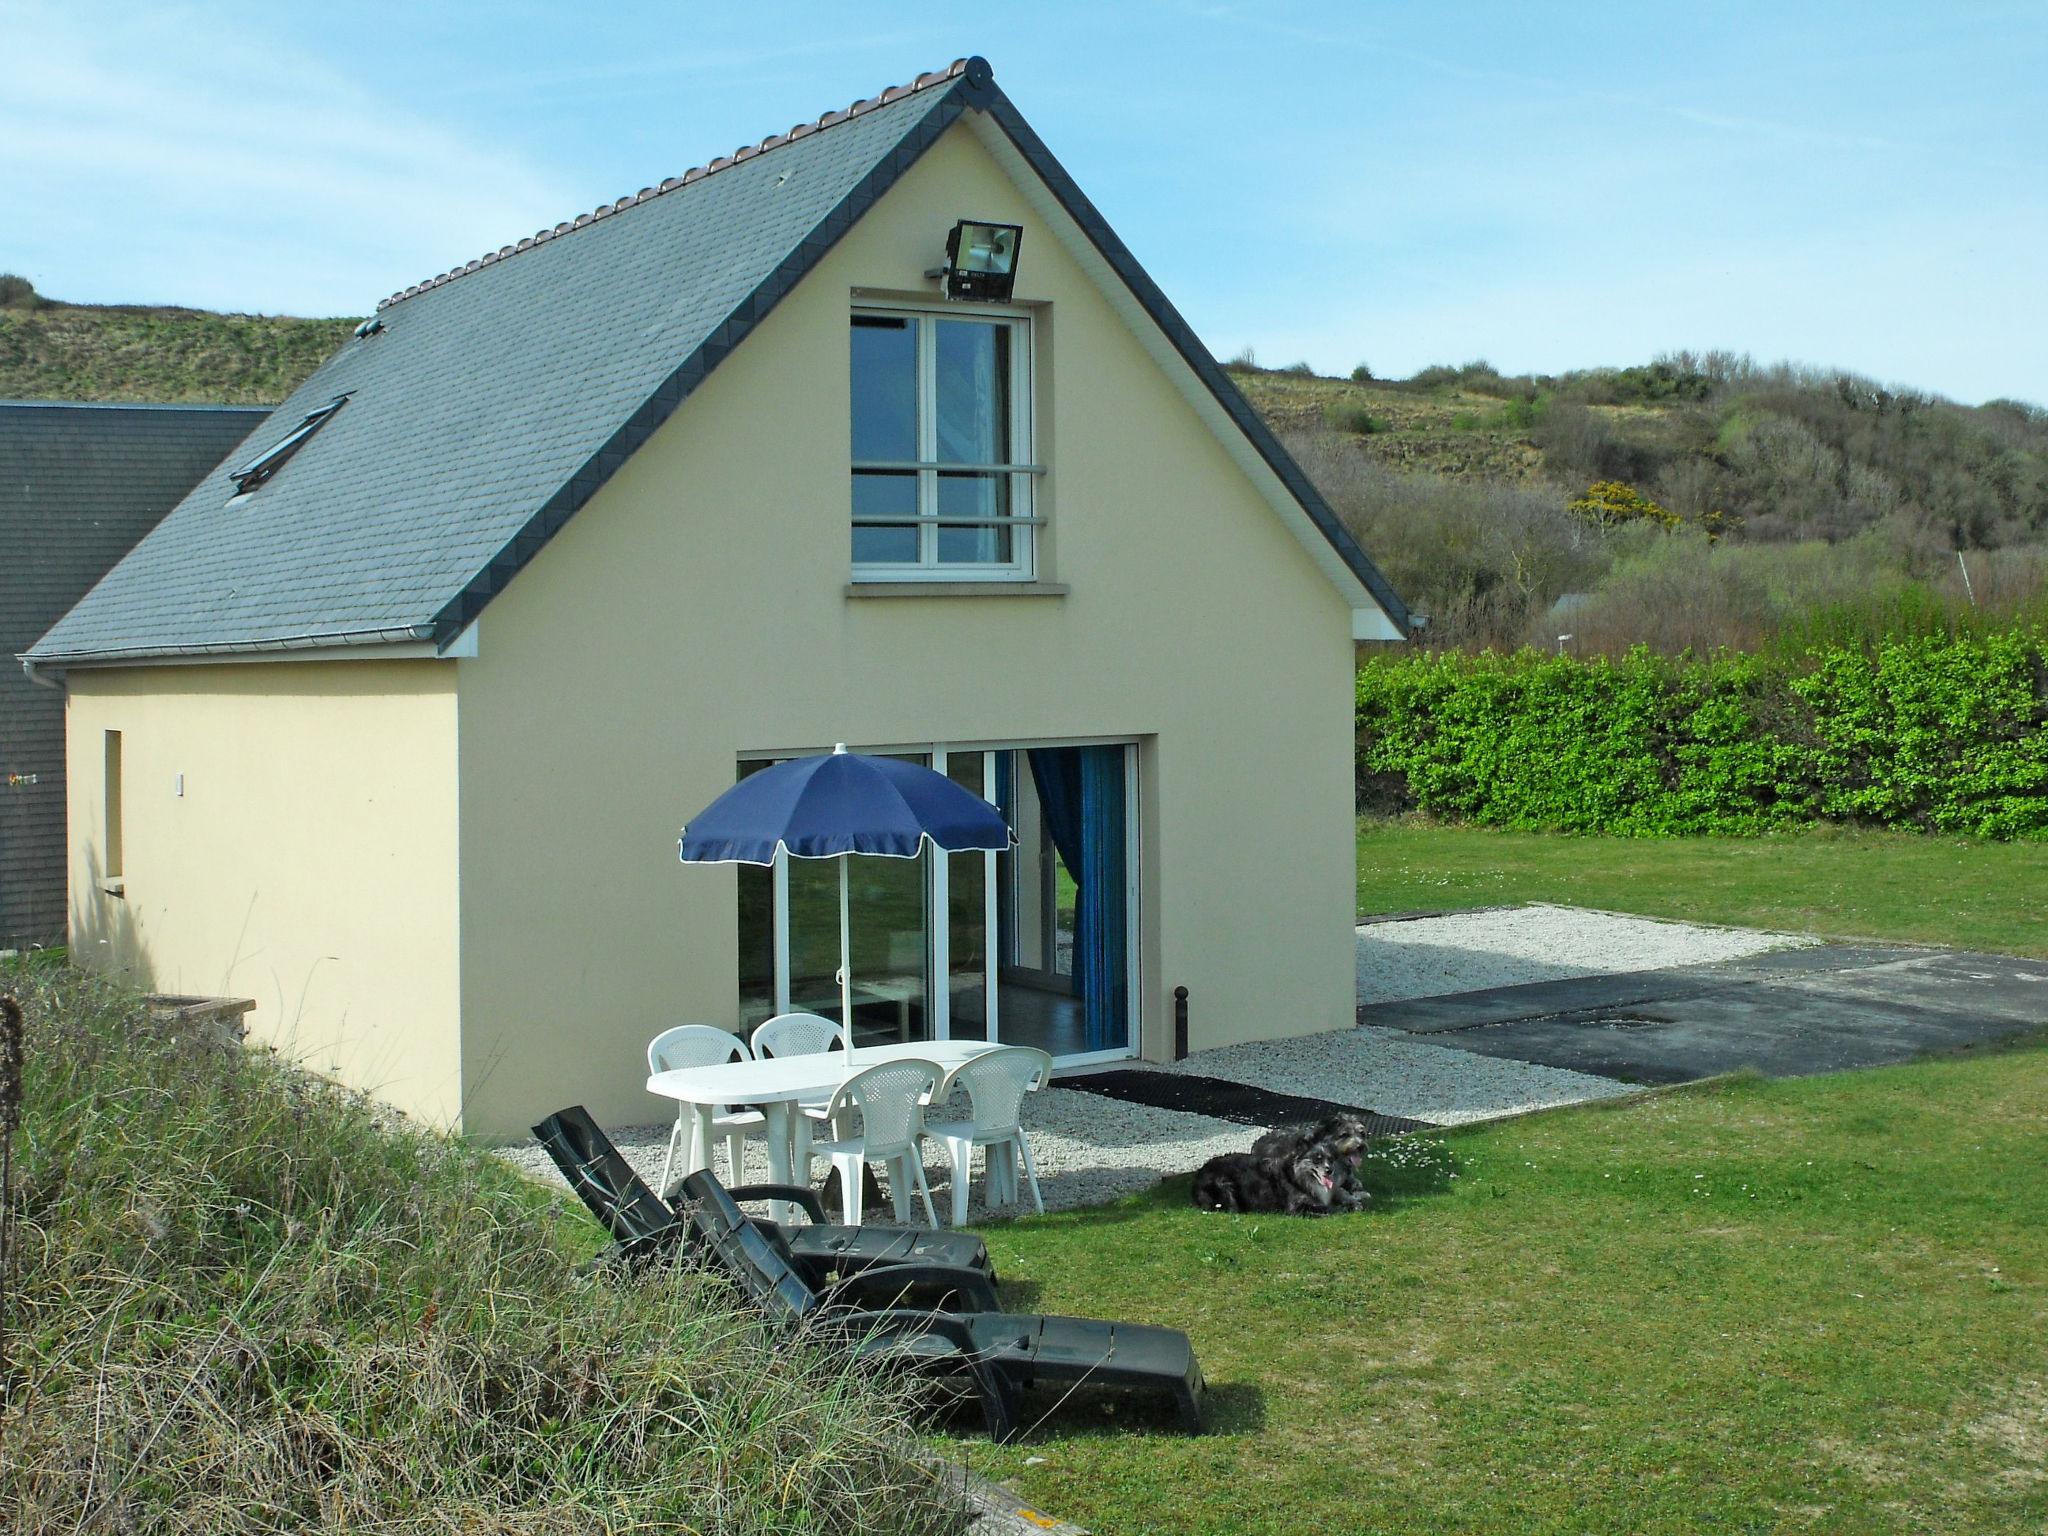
[2,400,268,660]
[1,400,266,942]
[28,57,1408,665]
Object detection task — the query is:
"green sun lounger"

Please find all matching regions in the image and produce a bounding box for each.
[533,1104,994,1284]
[682,1167,1204,1442]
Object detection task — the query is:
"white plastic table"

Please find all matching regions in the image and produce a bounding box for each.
[647,1038,1001,1221]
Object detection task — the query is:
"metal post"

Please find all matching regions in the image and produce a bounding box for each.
[837,856,854,1056]
[1173,985,1189,1061]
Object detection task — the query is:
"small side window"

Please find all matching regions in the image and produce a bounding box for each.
[103,729,124,881]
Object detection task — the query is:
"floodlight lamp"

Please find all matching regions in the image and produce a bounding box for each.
[941,219,1023,301]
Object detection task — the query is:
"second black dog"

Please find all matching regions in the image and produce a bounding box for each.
[1250,1112,1373,1211]
[1190,1144,1343,1215]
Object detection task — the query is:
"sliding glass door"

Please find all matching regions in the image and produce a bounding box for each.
[735,741,1136,1062]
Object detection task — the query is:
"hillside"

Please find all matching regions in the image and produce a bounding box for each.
[1231,355,2048,650]
[1233,356,2048,547]
[0,280,357,404]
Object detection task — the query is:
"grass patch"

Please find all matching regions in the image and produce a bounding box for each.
[0,969,961,1533]
[952,1045,2048,1533]
[1357,818,2048,956]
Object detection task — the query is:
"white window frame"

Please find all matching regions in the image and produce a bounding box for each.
[850,302,1040,582]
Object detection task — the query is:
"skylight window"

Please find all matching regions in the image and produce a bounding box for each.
[228,394,350,497]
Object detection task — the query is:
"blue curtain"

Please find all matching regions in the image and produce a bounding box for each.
[1027,746,1128,1052]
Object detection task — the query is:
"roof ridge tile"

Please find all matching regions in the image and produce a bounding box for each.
[376,58,971,311]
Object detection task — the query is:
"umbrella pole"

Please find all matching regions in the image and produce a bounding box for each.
[837,855,854,1056]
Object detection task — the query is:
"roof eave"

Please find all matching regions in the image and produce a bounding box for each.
[21,623,440,668]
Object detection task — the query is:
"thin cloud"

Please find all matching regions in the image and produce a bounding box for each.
[0,3,576,312]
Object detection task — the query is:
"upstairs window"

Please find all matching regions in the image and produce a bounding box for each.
[850,309,1036,579]
[229,394,349,497]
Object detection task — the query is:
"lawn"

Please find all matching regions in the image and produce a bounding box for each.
[952,1041,2048,1534]
[1357,818,2048,957]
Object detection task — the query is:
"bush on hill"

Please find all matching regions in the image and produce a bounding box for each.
[0,274,46,310]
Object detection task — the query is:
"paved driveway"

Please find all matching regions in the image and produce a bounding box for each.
[1359,942,2048,1084]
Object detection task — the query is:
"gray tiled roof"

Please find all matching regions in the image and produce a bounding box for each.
[28,56,1408,665]
[2,401,266,942]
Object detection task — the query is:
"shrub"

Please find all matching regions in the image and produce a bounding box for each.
[0,970,961,1533]
[1792,630,2048,838]
[1534,399,1663,484]
[0,274,44,310]
[1450,396,1545,433]
[1355,630,2048,838]
[1568,480,1679,530]
[1325,402,1385,434]
[1280,360,1317,377]
[1495,394,1543,431]
[1284,430,1605,651]
[1351,362,1375,383]
[1562,360,1712,406]
[1559,531,2048,657]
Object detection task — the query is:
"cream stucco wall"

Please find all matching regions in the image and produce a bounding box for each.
[64,662,465,1124]
[452,119,1360,1137]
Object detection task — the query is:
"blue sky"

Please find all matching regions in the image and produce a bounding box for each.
[5,0,2043,404]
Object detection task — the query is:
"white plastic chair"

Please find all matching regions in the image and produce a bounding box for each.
[750,1011,843,1060]
[647,1025,764,1197]
[804,1057,942,1226]
[925,1046,1051,1226]
[752,1011,849,1159]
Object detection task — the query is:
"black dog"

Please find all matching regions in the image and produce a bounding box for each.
[1251,1113,1372,1211]
[1190,1144,1343,1215]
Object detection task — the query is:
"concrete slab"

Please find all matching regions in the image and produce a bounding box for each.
[1382,945,2048,1086]
[1359,970,1731,1035]
[1771,950,2048,1028]
[1687,943,1929,978]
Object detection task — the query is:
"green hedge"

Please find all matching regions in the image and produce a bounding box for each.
[1355,630,2048,838]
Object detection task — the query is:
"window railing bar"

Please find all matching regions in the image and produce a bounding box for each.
[851,461,1046,475]
[852,514,1048,528]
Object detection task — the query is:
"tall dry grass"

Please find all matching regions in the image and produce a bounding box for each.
[0,966,964,1534]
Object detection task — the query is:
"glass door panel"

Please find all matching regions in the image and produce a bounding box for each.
[944,750,990,1041]
[757,752,932,1048]
[844,841,928,1044]
[785,852,847,1023]
[735,759,777,1033]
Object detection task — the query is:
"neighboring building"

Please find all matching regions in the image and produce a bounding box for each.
[27,57,1410,1137]
[2,401,266,948]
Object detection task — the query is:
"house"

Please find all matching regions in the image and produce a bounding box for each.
[2,401,267,948]
[26,57,1410,1138]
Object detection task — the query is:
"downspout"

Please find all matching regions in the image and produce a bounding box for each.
[21,657,63,690]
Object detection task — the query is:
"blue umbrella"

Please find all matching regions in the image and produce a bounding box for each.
[678,745,1013,1052]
